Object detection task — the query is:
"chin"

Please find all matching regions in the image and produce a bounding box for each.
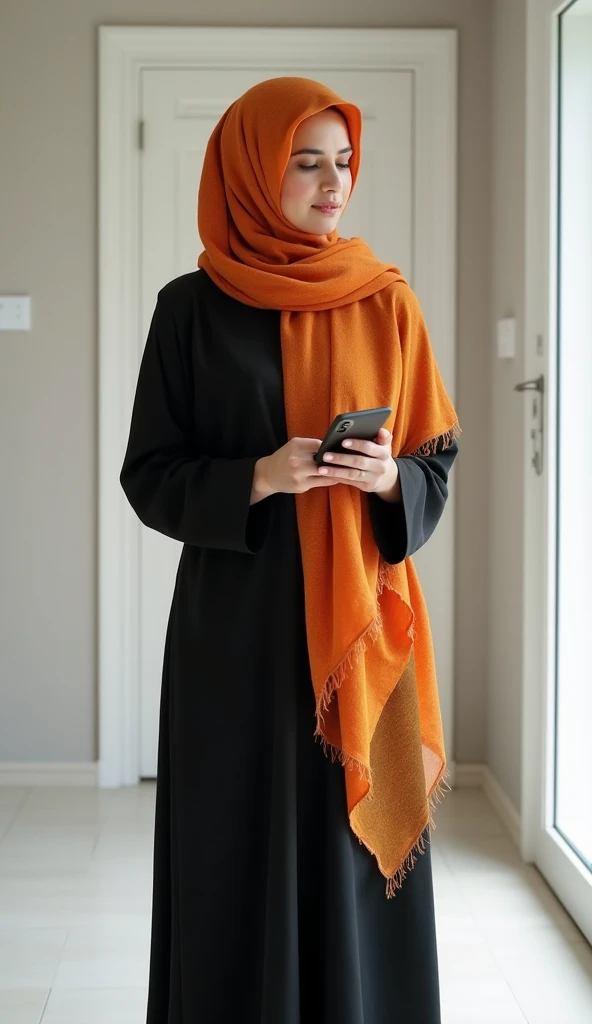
[307,214,341,234]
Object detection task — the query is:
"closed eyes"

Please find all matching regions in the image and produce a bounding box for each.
[298,163,351,172]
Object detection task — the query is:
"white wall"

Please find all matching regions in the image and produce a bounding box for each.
[0,0,492,773]
[489,0,527,811]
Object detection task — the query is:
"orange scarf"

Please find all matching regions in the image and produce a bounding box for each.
[197,78,460,897]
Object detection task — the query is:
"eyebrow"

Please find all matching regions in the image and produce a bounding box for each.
[291,146,353,156]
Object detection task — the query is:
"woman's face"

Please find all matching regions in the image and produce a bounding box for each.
[280,109,353,235]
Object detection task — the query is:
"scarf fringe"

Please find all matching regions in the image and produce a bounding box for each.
[409,422,462,458]
[313,732,373,786]
[427,764,453,826]
[313,557,416,795]
[313,615,379,788]
[312,557,445,884]
[383,766,452,898]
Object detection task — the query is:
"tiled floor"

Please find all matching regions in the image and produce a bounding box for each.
[0,784,591,1023]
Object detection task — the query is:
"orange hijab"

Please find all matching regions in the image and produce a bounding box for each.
[198,77,460,897]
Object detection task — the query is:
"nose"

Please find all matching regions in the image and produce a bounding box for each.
[321,166,342,194]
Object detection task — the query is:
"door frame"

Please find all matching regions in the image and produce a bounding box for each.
[98,26,458,787]
[521,0,592,943]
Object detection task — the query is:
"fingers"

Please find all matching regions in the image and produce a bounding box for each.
[307,476,343,488]
[293,437,323,452]
[332,435,392,460]
[319,449,377,471]
[318,465,370,482]
[316,443,392,487]
[288,432,392,494]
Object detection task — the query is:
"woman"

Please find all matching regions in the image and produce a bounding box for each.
[120,76,460,1024]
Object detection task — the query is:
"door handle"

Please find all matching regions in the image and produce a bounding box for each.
[514,374,544,394]
[514,374,545,475]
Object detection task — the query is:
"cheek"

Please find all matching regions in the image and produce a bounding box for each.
[280,171,311,208]
[343,172,353,203]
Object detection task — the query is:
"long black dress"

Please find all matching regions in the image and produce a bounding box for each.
[120,269,458,1024]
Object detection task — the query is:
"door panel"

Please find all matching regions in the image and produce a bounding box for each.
[522,0,592,945]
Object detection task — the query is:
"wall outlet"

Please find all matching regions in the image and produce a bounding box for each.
[0,296,32,331]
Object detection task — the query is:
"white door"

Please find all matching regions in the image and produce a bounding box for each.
[521,0,592,944]
[137,66,456,778]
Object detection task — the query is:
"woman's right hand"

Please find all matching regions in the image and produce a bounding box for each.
[251,438,339,503]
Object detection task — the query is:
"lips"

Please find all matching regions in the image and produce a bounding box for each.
[312,204,341,213]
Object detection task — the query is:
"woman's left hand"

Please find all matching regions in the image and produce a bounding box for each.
[317,426,401,501]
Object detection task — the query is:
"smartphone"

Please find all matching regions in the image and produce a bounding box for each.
[313,407,392,465]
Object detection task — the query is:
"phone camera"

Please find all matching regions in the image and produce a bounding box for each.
[337,420,354,433]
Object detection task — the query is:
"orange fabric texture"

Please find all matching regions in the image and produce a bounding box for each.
[197,77,460,896]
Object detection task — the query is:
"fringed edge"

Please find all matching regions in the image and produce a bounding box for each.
[313,556,416,794]
[384,827,431,898]
[314,732,373,786]
[378,557,417,642]
[314,608,384,723]
[313,610,382,789]
[408,421,462,458]
[384,765,453,899]
[427,763,453,828]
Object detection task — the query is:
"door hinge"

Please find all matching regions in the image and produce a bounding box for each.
[138,120,145,151]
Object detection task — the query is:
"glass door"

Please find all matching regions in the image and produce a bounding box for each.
[553,0,592,885]
[524,0,592,945]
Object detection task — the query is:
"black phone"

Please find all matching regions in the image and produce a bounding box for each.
[313,407,392,465]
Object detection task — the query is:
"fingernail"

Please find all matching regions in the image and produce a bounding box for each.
[343,440,352,447]
[324,453,334,461]
[318,467,329,475]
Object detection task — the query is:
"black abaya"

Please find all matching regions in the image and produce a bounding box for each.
[120,269,458,1024]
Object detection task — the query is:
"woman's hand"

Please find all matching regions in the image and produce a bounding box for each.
[251,428,401,504]
[316,426,401,503]
[252,437,343,502]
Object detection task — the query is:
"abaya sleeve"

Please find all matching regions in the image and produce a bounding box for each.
[368,440,458,565]
[120,293,273,554]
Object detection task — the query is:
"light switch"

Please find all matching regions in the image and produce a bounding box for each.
[0,296,32,331]
[496,316,516,359]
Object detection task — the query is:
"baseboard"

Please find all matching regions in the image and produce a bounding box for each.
[449,760,485,788]
[0,762,98,787]
[0,759,522,847]
[449,761,521,847]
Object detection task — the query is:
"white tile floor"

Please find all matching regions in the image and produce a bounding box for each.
[0,784,591,1023]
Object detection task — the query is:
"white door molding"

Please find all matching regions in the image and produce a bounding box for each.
[98,26,458,787]
[521,0,592,944]
[520,0,562,867]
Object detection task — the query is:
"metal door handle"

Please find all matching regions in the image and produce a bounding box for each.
[514,374,545,474]
[514,374,544,394]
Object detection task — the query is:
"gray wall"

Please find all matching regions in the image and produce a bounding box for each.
[0,1,492,779]
[489,0,527,812]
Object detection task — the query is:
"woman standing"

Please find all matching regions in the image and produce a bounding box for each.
[121,76,460,1024]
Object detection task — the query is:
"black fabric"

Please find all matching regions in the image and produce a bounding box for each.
[368,443,458,565]
[120,270,457,1024]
